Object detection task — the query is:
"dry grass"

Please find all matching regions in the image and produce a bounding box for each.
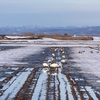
[43,35,93,40]
[0,35,5,40]
[0,33,93,40]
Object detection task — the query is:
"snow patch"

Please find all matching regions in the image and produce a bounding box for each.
[93,37,100,41]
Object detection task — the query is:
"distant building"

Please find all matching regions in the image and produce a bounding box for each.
[73,35,76,37]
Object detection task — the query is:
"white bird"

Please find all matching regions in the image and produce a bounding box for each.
[42,52,44,54]
[61,59,67,64]
[42,68,49,73]
[42,62,49,67]
[62,55,66,59]
[60,49,63,52]
[60,47,64,52]
[48,59,52,63]
[54,48,58,52]
[50,62,62,69]
[50,63,59,68]
[52,53,55,57]
[62,51,65,54]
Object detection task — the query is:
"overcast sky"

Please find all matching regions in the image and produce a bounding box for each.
[0,0,100,27]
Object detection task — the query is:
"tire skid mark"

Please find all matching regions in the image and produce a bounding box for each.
[62,77,68,100]
[66,72,93,100]
[58,73,76,100]
[1,66,25,84]
[1,47,100,99]
[69,78,81,100]
[32,72,48,100]
[84,87,94,100]
[46,74,50,100]
[0,68,33,100]
[38,75,47,100]
[72,78,84,100]
[54,75,56,100]
[46,73,56,100]
[0,66,25,96]
[72,75,99,100]
[13,68,39,100]
[95,92,100,99]
[56,75,61,100]
[85,86,98,100]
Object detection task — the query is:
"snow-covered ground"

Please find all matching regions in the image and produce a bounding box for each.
[93,36,100,41]
[0,38,100,78]
[0,37,100,99]
[70,46,100,78]
[0,45,44,66]
[0,37,100,66]
[5,36,31,39]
